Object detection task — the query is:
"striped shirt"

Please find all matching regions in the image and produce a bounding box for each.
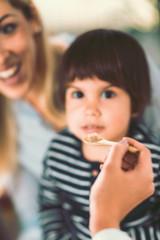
[39,124,160,240]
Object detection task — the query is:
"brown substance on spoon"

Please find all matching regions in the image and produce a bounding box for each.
[84,132,139,171]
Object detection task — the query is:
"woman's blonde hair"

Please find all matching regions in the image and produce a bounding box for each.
[0,0,65,173]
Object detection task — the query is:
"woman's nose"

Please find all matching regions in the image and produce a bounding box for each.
[0,39,9,65]
[0,49,9,66]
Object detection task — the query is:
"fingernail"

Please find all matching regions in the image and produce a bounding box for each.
[119,138,128,144]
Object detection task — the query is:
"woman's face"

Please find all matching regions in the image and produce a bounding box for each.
[0,0,38,99]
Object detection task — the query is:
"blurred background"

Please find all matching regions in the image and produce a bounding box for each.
[32,0,160,67]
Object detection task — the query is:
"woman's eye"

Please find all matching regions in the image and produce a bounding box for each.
[0,23,17,34]
[72,91,84,98]
[101,90,115,99]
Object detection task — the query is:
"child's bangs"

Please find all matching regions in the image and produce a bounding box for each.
[64,43,124,88]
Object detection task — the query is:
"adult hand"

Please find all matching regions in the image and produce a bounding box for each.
[89,138,155,237]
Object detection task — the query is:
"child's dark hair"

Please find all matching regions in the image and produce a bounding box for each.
[57,29,151,115]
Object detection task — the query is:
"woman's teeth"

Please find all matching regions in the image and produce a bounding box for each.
[0,65,19,79]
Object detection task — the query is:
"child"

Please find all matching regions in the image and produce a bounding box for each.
[39,29,160,240]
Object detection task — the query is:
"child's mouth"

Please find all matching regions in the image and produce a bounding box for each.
[83,125,103,133]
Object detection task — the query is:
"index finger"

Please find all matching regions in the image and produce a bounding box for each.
[105,140,129,170]
[125,137,148,152]
[125,137,152,170]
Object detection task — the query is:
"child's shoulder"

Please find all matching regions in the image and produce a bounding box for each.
[132,123,160,155]
[44,128,82,166]
[49,127,81,147]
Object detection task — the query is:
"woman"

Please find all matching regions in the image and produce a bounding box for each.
[0,0,65,239]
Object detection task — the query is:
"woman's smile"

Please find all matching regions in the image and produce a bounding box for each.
[0,62,21,84]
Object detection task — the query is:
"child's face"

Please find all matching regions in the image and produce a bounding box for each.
[65,77,132,142]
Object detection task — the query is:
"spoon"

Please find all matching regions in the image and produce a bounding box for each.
[83,132,138,153]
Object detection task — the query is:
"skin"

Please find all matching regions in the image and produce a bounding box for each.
[89,138,154,237]
[65,77,133,161]
[0,0,40,101]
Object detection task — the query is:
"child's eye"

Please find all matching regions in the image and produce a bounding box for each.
[0,23,17,34]
[101,90,115,99]
[72,91,84,98]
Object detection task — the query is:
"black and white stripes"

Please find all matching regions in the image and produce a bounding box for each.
[39,127,160,240]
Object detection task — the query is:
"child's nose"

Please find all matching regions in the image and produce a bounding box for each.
[84,104,101,117]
